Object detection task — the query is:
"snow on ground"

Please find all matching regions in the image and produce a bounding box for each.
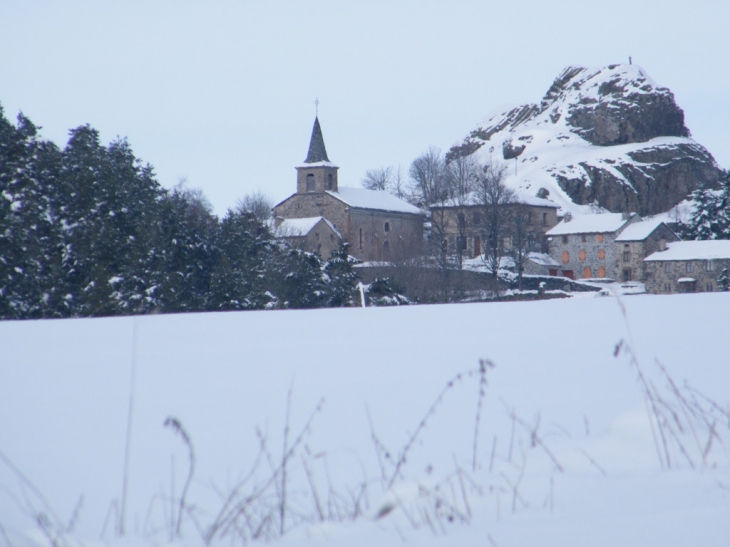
[1,293,729,547]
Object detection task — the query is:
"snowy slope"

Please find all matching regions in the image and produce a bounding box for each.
[453,64,723,216]
[0,294,729,547]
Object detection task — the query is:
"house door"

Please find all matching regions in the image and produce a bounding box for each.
[473,236,481,258]
[622,269,632,282]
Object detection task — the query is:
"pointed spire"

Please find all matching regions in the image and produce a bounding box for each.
[304,117,331,163]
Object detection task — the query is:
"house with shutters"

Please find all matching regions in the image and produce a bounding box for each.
[546,212,641,280]
[273,117,424,262]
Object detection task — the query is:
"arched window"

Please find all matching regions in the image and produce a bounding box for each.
[598,267,606,278]
[583,267,592,278]
[596,234,604,243]
[598,249,606,260]
[579,250,586,261]
[384,222,390,233]
[562,251,569,263]
[306,174,315,192]
[327,173,333,190]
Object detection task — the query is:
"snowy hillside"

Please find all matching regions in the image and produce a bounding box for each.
[451,64,723,216]
[1,293,729,547]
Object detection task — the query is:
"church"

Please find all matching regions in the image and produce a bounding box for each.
[273,117,424,262]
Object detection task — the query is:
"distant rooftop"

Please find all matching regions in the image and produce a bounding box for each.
[547,212,637,236]
[615,218,668,241]
[645,240,730,262]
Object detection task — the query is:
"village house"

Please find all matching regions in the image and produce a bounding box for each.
[545,212,641,280]
[614,219,680,282]
[273,117,424,262]
[643,240,730,294]
[429,192,559,259]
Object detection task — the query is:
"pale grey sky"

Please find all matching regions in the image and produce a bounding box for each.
[2,1,728,214]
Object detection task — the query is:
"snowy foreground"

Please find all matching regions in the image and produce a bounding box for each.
[1,293,729,547]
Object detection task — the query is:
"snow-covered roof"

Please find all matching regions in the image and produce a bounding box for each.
[327,188,422,215]
[431,190,557,209]
[527,252,560,267]
[546,213,636,236]
[295,160,339,169]
[645,240,730,262]
[615,218,667,241]
[276,217,342,238]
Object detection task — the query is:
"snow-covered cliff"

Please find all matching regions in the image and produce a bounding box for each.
[449,64,723,216]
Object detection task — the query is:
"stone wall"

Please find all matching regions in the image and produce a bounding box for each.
[614,224,678,282]
[644,258,730,294]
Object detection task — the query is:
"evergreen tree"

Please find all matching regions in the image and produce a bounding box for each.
[209,210,274,310]
[718,268,729,292]
[680,174,730,240]
[323,243,359,307]
[269,247,328,309]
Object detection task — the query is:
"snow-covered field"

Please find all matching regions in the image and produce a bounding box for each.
[1,293,729,547]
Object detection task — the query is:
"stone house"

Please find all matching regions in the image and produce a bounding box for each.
[273,117,424,262]
[546,212,641,280]
[429,193,559,259]
[614,219,679,282]
[644,240,730,294]
[274,217,342,258]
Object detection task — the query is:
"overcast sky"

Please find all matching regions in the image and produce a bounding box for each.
[2,1,728,214]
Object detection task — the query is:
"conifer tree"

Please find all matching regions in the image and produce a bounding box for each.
[323,243,359,307]
[718,268,729,292]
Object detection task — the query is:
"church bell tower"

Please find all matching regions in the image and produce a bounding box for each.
[295,117,339,194]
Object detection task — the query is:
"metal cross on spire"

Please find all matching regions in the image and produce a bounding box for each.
[314,97,319,117]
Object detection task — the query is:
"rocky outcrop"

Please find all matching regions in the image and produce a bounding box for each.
[449,64,724,216]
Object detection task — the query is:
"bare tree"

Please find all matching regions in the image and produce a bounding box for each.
[236,191,273,224]
[473,161,514,278]
[408,147,447,207]
[508,206,542,290]
[361,166,393,191]
[443,155,479,269]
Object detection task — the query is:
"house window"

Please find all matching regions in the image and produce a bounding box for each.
[598,267,606,278]
[457,213,465,228]
[583,267,592,278]
[706,260,714,272]
[306,174,315,192]
[598,249,606,260]
[457,236,467,251]
[562,251,570,263]
[664,262,671,273]
[542,213,547,226]
[623,251,631,262]
[472,212,481,224]
[664,283,672,293]
[706,282,714,292]
[686,262,693,273]
[581,234,587,243]
[596,234,604,243]
[384,221,390,233]
[562,235,569,244]
[579,250,586,261]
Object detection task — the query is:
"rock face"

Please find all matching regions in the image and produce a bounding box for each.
[448,64,724,216]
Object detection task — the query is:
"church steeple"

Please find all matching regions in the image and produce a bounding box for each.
[296,116,339,194]
[304,117,331,163]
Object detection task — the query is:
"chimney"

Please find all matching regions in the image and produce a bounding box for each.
[621,212,629,221]
[563,212,573,223]
[659,239,667,252]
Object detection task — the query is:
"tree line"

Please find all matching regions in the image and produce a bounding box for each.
[0,106,362,320]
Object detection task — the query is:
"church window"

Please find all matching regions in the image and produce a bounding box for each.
[306,174,315,192]
[359,228,363,250]
[384,222,390,233]
[383,240,390,257]
[327,173,333,190]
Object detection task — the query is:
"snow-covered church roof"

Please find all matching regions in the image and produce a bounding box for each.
[276,216,342,238]
[327,188,422,215]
